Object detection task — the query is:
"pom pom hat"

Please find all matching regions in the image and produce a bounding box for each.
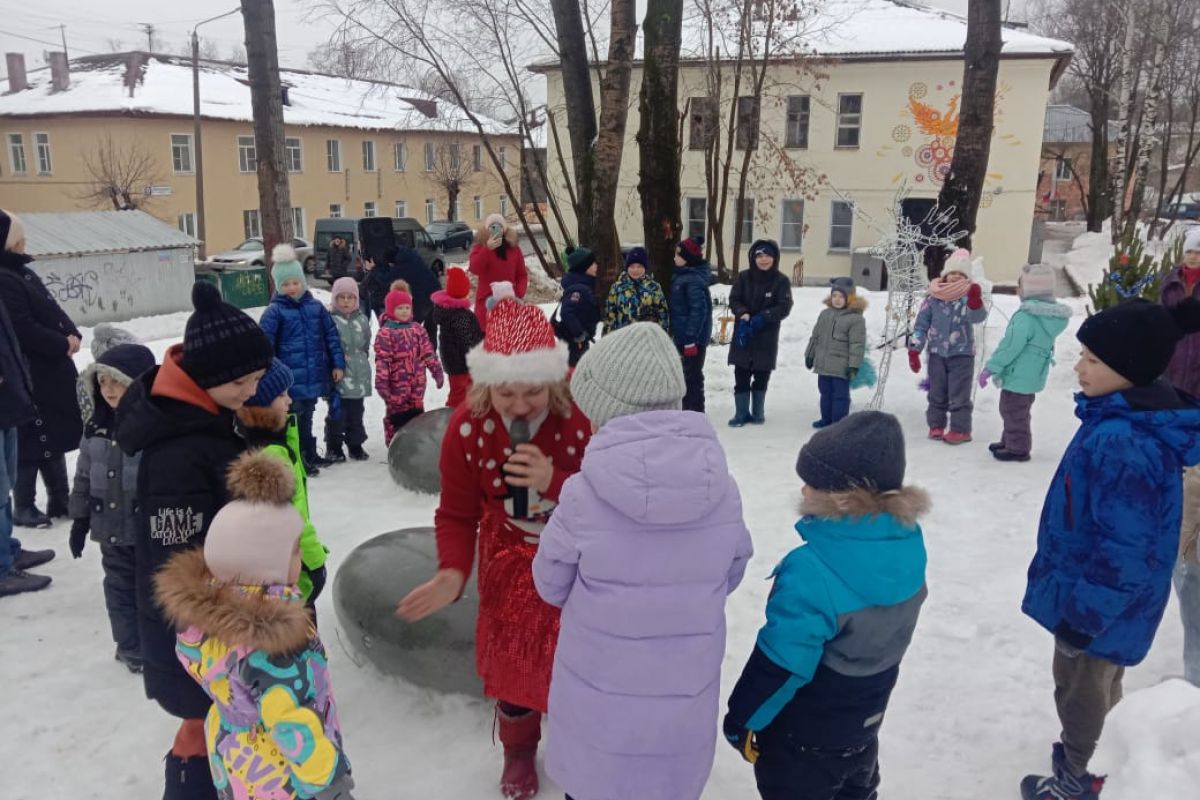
[270,243,306,290]
[181,281,274,388]
[467,298,569,386]
[1185,228,1200,254]
[943,248,973,276]
[330,277,359,307]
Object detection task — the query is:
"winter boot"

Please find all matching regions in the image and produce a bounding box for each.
[115,647,144,674]
[164,752,218,800]
[497,704,541,800]
[927,427,945,440]
[348,446,370,462]
[812,419,831,429]
[13,461,50,528]
[943,431,973,445]
[324,448,347,465]
[14,548,55,570]
[0,569,52,597]
[1020,769,1104,800]
[43,457,70,518]
[988,441,1006,453]
[993,448,1031,463]
[728,393,751,427]
[750,390,767,425]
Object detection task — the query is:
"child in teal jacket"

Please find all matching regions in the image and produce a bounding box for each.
[980,265,1071,462]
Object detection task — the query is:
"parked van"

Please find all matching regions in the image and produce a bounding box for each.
[312,217,444,282]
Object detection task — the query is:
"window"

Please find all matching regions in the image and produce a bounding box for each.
[329,203,343,219]
[836,94,863,148]
[425,198,436,224]
[363,201,377,218]
[686,197,707,239]
[7,133,26,175]
[424,142,435,171]
[781,200,804,249]
[326,139,342,172]
[243,209,261,239]
[177,212,196,237]
[171,134,194,174]
[735,97,760,151]
[285,137,303,172]
[786,96,810,149]
[450,143,461,171]
[238,135,257,173]
[34,132,52,174]
[499,145,508,170]
[473,195,482,219]
[736,198,755,241]
[1055,157,1073,181]
[394,200,407,218]
[688,96,716,150]
[393,142,407,172]
[362,140,377,172]
[830,201,854,251]
[289,207,306,239]
[499,194,509,216]
[473,144,483,172]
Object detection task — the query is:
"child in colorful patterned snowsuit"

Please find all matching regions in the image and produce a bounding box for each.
[908,248,988,444]
[397,298,591,800]
[432,265,484,408]
[156,451,354,800]
[602,247,669,334]
[326,277,372,462]
[375,280,444,442]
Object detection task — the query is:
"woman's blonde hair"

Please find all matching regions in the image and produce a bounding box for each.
[466,380,573,419]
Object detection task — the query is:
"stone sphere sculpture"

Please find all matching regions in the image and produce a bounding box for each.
[332,527,482,695]
[388,407,454,495]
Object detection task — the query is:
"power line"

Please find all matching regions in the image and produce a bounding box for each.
[0,28,100,55]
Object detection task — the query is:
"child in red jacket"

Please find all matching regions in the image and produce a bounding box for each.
[374,280,443,442]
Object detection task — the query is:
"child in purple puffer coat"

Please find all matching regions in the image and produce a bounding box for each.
[533,322,754,800]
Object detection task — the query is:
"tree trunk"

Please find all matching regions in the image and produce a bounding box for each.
[934,0,1002,260]
[241,0,293,282]
[549,0,598,246]
[1111,3,1139,243]
[1086,99,1110,232]
[592,0,637,294]
[1124,13,1169,240]
[637,0,684,294]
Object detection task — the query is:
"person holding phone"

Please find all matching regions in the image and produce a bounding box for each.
[470,213,529,327]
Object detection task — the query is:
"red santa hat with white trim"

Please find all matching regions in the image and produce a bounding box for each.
[467,298,569,386]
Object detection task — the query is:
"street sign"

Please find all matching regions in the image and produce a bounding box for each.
[144,185,173,197]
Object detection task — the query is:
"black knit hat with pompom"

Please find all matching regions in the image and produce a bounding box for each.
[1078,297,1200,386]
[181,281,274,388]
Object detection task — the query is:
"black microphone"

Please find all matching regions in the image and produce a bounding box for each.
[508,418,530,519]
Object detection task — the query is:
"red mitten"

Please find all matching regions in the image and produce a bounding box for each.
[908,350,922,373]
[967,283,983,310]
[683,344,699,358]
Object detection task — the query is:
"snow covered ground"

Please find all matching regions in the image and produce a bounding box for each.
[1,287,1196,799]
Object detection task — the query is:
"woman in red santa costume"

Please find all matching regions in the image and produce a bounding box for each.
[397,297,592,800]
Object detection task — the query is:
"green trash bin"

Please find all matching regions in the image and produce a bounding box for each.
[217,266,270,310]
[194,268,220,290]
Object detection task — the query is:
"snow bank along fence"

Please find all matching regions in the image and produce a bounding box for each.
[20,210,200,325]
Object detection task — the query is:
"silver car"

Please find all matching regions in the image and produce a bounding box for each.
[208,237,316,273]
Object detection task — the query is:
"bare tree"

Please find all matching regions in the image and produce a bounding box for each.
[549,0,600,248]
[75,133,161,211]
[307,39,369,77]
[590,0,637,282]
[427,140,473,220]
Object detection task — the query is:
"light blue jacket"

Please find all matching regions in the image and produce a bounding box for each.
[985,299,1071,395]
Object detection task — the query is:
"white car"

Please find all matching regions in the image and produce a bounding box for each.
[208,237,316,272]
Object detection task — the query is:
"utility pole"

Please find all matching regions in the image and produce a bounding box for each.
[58,25,69,66]
[240,0,293,278]
[192,8,242,261]
[139,23,155,52]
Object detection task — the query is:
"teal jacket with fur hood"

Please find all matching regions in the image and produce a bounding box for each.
[984,298,1071,395]
[805,295,867,379]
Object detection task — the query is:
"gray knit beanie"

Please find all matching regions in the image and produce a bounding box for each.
[797,410,906,492]
[571,322,686,429]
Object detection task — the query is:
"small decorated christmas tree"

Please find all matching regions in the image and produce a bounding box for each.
[1088,229,1180,312]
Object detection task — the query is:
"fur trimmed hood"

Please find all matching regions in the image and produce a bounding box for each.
[822,294,869,312]
[474,226,520,248]
[155,549,312,656]
[432,288,474,310]
[236,403,289,433]
[799,485,930,527]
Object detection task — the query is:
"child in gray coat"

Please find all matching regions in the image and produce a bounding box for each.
[806,278,867,428]
[68,341,156,673]
[908,249,988,444]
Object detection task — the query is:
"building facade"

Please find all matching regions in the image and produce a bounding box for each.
[0,53,522,255]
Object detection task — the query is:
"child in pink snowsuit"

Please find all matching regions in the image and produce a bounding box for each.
[375,280,444,442]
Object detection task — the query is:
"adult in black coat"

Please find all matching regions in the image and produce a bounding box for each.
[727,239,794,427]
[364,244,441,347]
[326,236,353,281]
[0,210,83,528]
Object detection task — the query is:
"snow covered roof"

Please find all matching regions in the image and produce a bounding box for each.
[532,0,1073,70]
[0,53,515,136]
[1044,104,1116,144]
[20,210,200,257]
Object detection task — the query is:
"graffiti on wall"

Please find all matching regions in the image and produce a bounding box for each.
[35,251,191,323]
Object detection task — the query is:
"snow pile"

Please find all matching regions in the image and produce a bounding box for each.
[523,255,562,304]
[1091,679,1200,800]
[1062,229,1114,294]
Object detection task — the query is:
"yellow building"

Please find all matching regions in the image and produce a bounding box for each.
[0,52,522,256]
[536,0,1073,285]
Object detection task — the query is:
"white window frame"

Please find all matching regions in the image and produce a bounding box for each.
[424,141,435,171]
[7,133,26,175]
[285,137,303,173]
[836,94,863,149]
[243,209,261,239]
[780,199,804,250]
[498,145,508,170]
[237,135,257,173]
[473,144,483,172]
[289,207,306,240]
[177,212,196,237]
[1055,157,1073,181]
[362,140,377,172]
[473,195,482,219]
[170,133,194,174]
[394,200,407,218]
[829,200,855,252]
[393,141,407,172]
[450,142,461,171]
[499,194,509,216]
[34,132,52,175]
[686,197,707,240]
[785,96,810,150]
[326,139,342,172]
[328,203,343,219]
[425,198,436,224]
[363,201,377,218]
[736,197,755,242]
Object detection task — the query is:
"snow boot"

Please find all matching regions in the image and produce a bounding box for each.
[13,462,50,528]
[324,448,347,465]
[115,647,144,674]
[750,390,767,424]
[993,448,1031,463]
[43,457,70,518]
[0,569,52,597]
[927,427,945,440]
[728,393,751,427]
[988,441,1006,453]
[348,446,370,462]
[943,431,972,445]
[812,419,831,429]
[14,548,55,570]
[1020,770,1104,800]
[12,505,51,528]
[497,704,541,800]
[163,752,218,800]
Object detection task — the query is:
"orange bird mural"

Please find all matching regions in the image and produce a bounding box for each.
[908,94,960,138]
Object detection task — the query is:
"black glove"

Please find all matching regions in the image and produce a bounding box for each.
[1053,622,1093,657]
[306,565,328,603]
[69,518,89,559]
[805,356,815,370]
[847,367,858,382]
[722,714,759,764]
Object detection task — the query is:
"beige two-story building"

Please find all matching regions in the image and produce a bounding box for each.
[537,0,1073,285]
[0,52,522,256]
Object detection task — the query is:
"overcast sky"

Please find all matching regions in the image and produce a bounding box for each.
[0,0,1031,75]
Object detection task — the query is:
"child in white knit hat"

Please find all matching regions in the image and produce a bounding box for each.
[156,451,354,800]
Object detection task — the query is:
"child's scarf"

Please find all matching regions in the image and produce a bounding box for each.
[928,273,970,302]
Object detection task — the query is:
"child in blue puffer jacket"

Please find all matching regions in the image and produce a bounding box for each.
[259,244,346,475]
[1020,297,1200,800]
